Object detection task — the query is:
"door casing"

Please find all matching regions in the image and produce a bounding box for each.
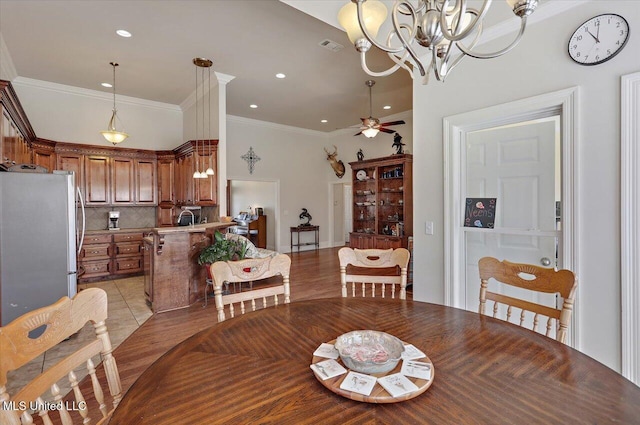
[444,87,580,348]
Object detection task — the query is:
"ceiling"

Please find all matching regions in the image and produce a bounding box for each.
[0,0,557,133]
[0,0,413,133]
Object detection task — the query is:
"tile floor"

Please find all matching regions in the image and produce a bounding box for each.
[5,276,151,400]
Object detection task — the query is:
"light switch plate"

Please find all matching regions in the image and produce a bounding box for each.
[425,221,434,235]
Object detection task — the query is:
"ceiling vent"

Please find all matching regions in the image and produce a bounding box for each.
[319,39,344,52]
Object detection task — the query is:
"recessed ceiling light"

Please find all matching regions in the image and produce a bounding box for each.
[321,119,328,123]
[250,104,258,109]
[275,73,286,79]
[383,105,391,110]
[116,29,132,38]
[101,82,113,88]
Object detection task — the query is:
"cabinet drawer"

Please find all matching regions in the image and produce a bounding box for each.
[80,259,111,278]
[114,257,142,274]
[84,234,112,245]
[80,243,111,259]
[113,233,143,243]
[115,241,142,256]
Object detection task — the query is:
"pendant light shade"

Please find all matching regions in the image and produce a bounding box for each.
[101,62,128,145]
[193,57,213,179]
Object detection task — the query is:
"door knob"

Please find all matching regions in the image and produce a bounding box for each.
[540,257,552,267]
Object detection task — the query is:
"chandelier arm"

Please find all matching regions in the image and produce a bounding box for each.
[390,6,426,76]
[360,51,407,78]
[440,0,492,42]
[387,50,417,77]
[355,0,407,54]
[457,17,527,59]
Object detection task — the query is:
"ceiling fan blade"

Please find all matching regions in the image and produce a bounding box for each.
[379,128,396,134]
[379,120,405,127]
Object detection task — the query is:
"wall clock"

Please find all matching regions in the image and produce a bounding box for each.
[568,13,630,65]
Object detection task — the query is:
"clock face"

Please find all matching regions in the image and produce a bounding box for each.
[568,14,630,65]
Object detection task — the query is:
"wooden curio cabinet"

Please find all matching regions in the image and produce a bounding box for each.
[349,154,413,249]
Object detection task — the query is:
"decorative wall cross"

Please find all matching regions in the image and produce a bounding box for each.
[241,146,261,174]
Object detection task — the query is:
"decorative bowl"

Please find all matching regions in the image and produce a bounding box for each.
[334,330,404,374]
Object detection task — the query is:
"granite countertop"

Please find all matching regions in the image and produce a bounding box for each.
[151,221,233,235]
[84,227,154,235]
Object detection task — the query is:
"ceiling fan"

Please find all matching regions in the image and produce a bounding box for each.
[354,80,405,138]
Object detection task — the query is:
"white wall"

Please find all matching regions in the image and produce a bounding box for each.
[12,78,182,150]
[227,111,413,253]
[411,1,640,372]
[182,82,220,142]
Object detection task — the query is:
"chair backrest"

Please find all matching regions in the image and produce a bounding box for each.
[478,256,578,344]
[210,254,292,322]
[338,247,410,300]
[0,288,122,425]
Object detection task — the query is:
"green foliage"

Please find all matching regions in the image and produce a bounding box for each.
[198,231,248,265]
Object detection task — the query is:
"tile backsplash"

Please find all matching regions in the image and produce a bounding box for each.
[83,207,157,230]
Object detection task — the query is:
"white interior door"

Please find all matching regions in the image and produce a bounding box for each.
[464,119,560,321]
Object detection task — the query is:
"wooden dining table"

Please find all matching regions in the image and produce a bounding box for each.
[109,298,640,424]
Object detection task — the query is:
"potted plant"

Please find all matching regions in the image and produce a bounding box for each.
[198,230,248,266]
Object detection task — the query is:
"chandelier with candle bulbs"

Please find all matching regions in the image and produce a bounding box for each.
[338,0,538,84]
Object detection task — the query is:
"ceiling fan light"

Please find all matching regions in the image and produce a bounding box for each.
[362,127,379,138]
[338,0,387,45]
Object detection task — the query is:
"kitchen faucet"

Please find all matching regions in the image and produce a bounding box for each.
[177,209,195,226]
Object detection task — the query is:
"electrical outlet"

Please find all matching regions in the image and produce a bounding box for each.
[425,221,434,235]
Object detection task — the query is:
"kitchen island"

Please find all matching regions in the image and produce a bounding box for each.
[143,222,232,313]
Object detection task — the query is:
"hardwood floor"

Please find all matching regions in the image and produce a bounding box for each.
[113,246,412,397]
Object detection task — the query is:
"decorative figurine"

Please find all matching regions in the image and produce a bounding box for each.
[357,149,364,161]
[392,132,405,155]
[299,208,312,226]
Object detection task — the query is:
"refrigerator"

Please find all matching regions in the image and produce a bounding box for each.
[0,170,83,326]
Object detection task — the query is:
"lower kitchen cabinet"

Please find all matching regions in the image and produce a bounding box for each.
[79,230,147,282]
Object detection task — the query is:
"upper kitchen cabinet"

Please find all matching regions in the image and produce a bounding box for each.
[1,80,35,169]
[31,139,57,172]
[157,154,175,205]
[135,158,157,205]
[85,155,111,205]
[111,156,134,205]
[173,140,218,207]
[54,143,158,207]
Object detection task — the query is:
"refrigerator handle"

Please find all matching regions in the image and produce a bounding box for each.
[77,186,85,255]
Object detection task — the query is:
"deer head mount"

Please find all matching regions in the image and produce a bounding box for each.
[324,145,345,179]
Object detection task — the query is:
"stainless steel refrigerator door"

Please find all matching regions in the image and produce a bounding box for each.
[0,172,77,326]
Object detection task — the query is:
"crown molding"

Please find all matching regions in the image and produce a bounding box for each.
[11,77,181,112]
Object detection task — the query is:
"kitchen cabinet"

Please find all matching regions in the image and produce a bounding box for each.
[111,156,135,205]
[78,233,112,280]
[349,154,413,249]
[157,157,175,204]
[143,238,154,303]
[136,158,157,205]
[56,151,84,194]
[1,80,35,168]
[31,140,56,172]
[173,140,218,208]
[85,155,111,205]
[195,148,217,205]
[79,231,147,282]
[157,205,175,227]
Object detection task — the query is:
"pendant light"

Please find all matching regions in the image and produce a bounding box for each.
[101,62,128,145]
[205,62,215,176]
[193,58,212,179]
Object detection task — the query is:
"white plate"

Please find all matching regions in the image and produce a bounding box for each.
[356,170,367,180]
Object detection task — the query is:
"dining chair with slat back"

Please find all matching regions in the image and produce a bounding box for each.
[478,256,578,344]
[0,288,122,425]
[338,247,410,300]
[210,253,292,322]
